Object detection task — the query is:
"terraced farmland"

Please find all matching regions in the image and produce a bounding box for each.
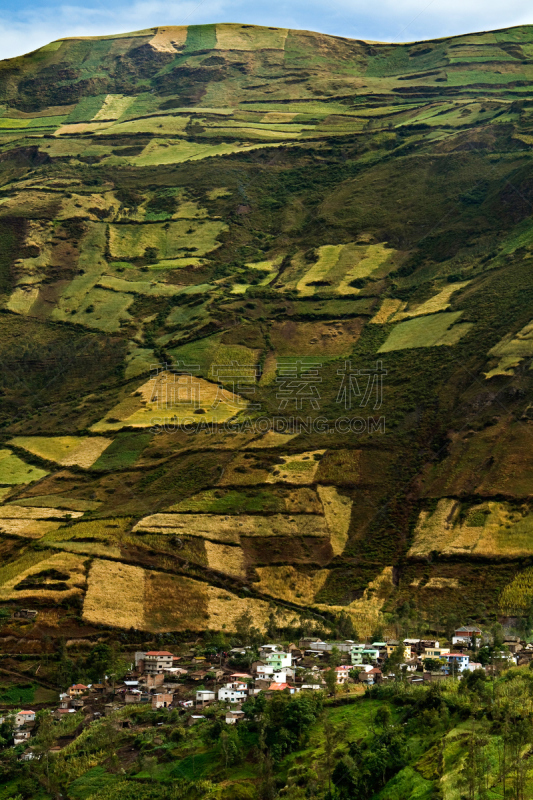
[0,21,533,636]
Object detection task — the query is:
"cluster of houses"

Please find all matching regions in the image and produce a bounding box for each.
[6,625,533,755]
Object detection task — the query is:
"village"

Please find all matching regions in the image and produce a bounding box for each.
[4,622,532,761]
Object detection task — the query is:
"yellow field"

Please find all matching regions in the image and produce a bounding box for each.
[370,298,406,324]
[82,559,302,633]
[317,486,352,556]
[10,436,112,468]
[314,566,395,639]
[423,577,460,589]
[148,26,188,52]
[0,505,83,539]
[253,566,329,604]
[132,512,329,541]
[204,541,246,578]
[0,552,87,602]
[91,370,248,432]
[485,318,533,378]
[83,560,145,629]
[409,498,533,557]
[392,281,470,320]
[265,451,325,484]
[6,286,39,315]
[215,23,288,51]
[92,94,134,121]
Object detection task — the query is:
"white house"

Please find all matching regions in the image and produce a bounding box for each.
[334,666,352,685]
[196,690,216,706]
[15,711,35,727]
[445,653,470,673]
[218,682,248,704]
[452,626,483,647]
[256,666,294,683]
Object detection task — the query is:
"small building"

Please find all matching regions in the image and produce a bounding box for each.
[386,642,412,661]
[151,692,173,709]
[452,626,483,647]
[125,691,142,704]
[15,710,35,727]
[142,651,175,675]
[188,715,206,727]
[225,710,245,725]
[334,666,352,685]
[445,653,470,673]
[14,730,31,745]
[67,684,88,698]
[196,690,216,706]
[265,652,292,669]
[13,609,38,620]
[218,682,248,704]
[424,647,450,659]
[266,682,299,695]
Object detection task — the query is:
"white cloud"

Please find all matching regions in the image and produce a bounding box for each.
[0,0,532,60]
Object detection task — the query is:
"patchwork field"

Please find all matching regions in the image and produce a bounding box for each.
[0,551,87,602]
[91,370,250,431]
[0,504,83,539]
[83,558,302,632]
[378,311,473,352]
[10,436,112,468]
[409,498,533,558]
[0,450,48,485]
[132,512,329,542]
[0,20,533,639]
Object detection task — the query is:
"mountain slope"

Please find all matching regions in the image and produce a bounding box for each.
[0,23,533,639]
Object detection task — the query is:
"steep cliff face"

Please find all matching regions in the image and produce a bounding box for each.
[0,22,532,638]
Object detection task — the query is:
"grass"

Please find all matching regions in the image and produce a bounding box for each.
[131,139,285,167]
[91,94,134,121]
[169,488,286,513]
[378,311,471,352]
[0,449,48,485]
[169,333,260,378]
[485,318,533,378]
[91,433,152,470]
[8,496,101,511]
[10,436,112,468]
[108,219,227,260]
[215,23,288,51]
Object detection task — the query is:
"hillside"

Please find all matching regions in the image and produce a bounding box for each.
[0,22,533,643]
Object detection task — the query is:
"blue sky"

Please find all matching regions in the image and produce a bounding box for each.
[1,0,532,59]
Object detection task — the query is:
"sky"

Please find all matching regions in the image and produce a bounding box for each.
[0,0,532,60]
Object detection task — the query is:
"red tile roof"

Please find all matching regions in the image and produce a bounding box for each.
[268,683,291,691]
[145,651,174,656]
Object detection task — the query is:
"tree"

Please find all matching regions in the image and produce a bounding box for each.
[423,657,446,673]
[324,668,337,696]
[383,644,405,677]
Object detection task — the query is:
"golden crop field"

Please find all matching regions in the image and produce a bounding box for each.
[253,565,329,604]
[83,560,145,629]
[0,552,87,602]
